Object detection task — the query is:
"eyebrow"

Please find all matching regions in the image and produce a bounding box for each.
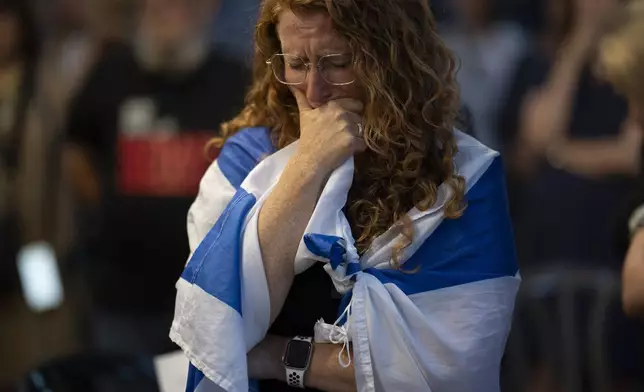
[280,49,351,57]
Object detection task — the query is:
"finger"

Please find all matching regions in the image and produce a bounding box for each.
[340,112,363,130]
[329,98,364,114]
[352,137,368,154]
[290,87,312,112]
[339,112,363,135]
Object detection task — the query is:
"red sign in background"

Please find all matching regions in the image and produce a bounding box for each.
[117,132,218,197]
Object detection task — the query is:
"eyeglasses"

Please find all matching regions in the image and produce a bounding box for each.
[266,53,356,86]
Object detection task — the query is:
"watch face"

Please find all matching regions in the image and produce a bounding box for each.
[283,339,312,369]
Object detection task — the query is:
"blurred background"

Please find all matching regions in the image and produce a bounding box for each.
[1,0,643,391]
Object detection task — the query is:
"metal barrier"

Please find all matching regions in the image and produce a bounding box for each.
[504,266,621,392]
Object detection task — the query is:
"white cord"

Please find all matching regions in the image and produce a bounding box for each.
[329,299,353,368]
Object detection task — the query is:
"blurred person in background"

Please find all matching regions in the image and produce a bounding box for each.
[62,0,249,356]
[441,0,526,150]
[599,0,644,318]
[37,0,134,134]
[0,1,40,293]
[501,0,638,268]
[34,0,135,270]
[501,0,644,389]
[0,0,78,386]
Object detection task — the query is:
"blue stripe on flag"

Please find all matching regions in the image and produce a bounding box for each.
[364,157,517,295]
[181,189,256,314]
[303,234,347,270]
[346,261,361,276]
[217,127,275,189]
[185,363,205,392]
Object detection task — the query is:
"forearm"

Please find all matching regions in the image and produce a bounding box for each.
[623,230,644,317]
[258,155,326,323]
[549,138,640,177]
[305,342,356,392]
[249,335,356,392]
[542,31,592,97]
[518,32,592,153]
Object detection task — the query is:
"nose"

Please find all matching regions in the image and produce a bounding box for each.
[304,68,332,109]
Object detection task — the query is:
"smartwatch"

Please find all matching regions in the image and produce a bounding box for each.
[629,204,644,239]
[282,336,314,388]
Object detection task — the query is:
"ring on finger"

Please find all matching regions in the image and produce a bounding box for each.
[357,123,364,138]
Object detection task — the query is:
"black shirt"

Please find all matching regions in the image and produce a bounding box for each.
[259,263,342,392]
[65,41,249,313]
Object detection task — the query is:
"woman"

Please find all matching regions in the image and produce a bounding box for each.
[171,0,519,391]
[599,0,644,317]
[500,0,638,269]
[500,0,644,390]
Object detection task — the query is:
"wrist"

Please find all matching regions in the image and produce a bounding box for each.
[269,335,289,380]
[282,336,315,388]
[629,205,644,240]
[248,335,288,380]
[286,153,328,185]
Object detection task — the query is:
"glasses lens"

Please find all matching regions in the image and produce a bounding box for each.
[271,54,306,85]
[319,54,355,85]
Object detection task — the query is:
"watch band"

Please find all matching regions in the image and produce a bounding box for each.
[629,204,644,238]
[285,336,313,389]
[286,368,306,388]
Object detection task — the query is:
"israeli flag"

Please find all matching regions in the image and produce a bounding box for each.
[170,127,520,392]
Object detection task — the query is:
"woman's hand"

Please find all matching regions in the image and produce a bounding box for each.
[290,88,366,176]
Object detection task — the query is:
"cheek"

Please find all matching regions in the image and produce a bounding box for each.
[291,83,307,95]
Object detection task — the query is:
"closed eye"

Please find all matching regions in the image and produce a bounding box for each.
[286,61,307,71]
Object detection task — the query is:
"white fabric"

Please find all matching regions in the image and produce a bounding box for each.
[171,129,520,392]
[171,280,248,390]
[187,161,237,253]
[353,274,519,391]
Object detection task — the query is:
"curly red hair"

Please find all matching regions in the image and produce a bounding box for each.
[215,0,464,254]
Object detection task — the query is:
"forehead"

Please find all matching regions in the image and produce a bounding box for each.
[276,9,349,54]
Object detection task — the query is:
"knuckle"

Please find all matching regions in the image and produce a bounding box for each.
[334,111,348,124]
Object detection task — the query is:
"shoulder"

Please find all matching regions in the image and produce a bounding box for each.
[383,131,516,293]
[452,130,514,268]
[453,129,501,190]
[216,127,276,189]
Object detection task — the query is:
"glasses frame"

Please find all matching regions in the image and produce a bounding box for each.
[265,53,357,86]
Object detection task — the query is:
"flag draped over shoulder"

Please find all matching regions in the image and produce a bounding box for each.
[170,127,520,392]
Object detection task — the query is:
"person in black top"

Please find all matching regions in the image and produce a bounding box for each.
[599,0,644,318]
[499,0,638,270]
[499,0,644,389]
[62,0,249,355]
